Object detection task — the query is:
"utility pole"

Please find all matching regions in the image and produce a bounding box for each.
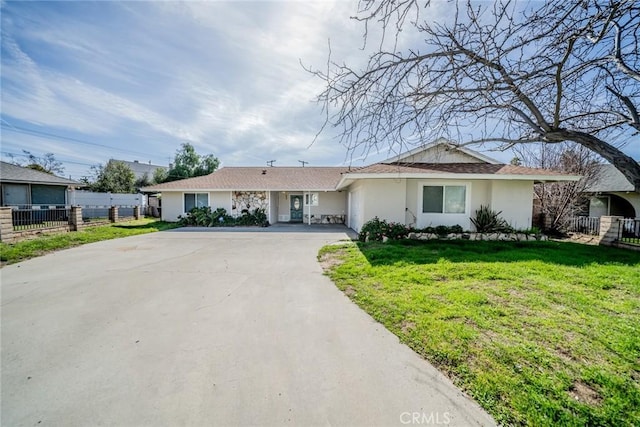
[267,160,276,167]
[298,160,308,167]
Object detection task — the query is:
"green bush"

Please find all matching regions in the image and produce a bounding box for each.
[178,207,269,227]
[359,217,411,241]
[470,205,513,233]
[359,217,386,242]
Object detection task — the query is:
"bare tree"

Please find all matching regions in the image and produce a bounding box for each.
[514,143,601,232]
[11,150,65,175]
[313,0,640,189]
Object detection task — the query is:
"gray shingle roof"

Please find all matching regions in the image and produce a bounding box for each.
[141,167,349,192]
[0,161,81,186]
[585,164,635,192]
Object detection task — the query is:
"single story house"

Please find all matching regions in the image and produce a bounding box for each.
[0,161,81,206]
[585,164,639,218]
[142,140,580,232]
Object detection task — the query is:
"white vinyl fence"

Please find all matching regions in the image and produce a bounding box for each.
[68,190,145,208]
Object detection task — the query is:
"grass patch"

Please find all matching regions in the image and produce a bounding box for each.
[319,240,640,426]
[0,218,179,265]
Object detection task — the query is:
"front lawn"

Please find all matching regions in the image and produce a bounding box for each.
[0,218,179,265]
[319,240,640,426]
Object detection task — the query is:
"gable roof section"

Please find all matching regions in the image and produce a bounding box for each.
[141,167,349,192]
[0,161,81,186]
[585,164,635,192]
[384,139,501,164]
[336,162,580,189]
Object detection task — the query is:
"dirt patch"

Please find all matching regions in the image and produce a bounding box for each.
[568,381,602,406]
[344,286,357,297]
[318,251,344,271]
[400,320,416,334]
[555,346,577,363]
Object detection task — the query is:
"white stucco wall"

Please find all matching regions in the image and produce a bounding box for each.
[161,192,183,222]
[347,181,365,231]
[490,180,534,230]
[161,191,231,222]
[347,178,534,232]
[269,191,279,224]
[358,179,407,226]
[402,146,484,164]
[210,191,232,212]
[313,192,347,215]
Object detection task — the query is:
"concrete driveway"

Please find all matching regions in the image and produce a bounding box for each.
[1,229,495,426]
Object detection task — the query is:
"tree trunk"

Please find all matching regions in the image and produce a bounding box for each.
[546,130,640,192]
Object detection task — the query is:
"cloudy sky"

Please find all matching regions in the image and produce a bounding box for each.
[3,1,635,181]
[2,0,392,179]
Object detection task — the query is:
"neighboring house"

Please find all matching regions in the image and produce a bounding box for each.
[113,159,168,181]
[0,161,81,206]
[585,164,639,218]
[142,140,579,231]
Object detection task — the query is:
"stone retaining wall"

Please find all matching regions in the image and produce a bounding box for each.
[407,232,548,241]
[304,214,346,224]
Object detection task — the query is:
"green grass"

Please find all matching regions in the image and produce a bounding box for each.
[319,240,640,426]
[0,218,179,265]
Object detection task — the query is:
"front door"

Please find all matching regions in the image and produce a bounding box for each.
[290,195,303,222]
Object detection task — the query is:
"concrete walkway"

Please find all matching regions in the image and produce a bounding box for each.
[1,230,495,426]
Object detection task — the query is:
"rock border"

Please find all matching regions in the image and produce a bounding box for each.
[404,232,548,242]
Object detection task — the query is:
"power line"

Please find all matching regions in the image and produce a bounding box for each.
[0,123,165,159]
[1,150,96,167]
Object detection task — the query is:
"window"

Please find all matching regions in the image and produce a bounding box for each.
[305,192,319,206]
[422,185,466,214]
[184,193,208,212]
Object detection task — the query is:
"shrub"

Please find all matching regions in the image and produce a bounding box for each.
[359,217,410,241]
[386,222,410,240]
[178,206,212,226]
[470,205,513,233]
[359,217,386,242]
[178,207,269,227]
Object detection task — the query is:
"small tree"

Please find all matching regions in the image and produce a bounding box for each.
[516,143,601,232]
[163,143,219,182]
[135,172,152,190]
[90,160,136,193]
[152,167,168,184]
[12,150,65,175]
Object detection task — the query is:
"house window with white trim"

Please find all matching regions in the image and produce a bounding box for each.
[422,185,466,214]
[305,192,319,206]
[184,193,208,212]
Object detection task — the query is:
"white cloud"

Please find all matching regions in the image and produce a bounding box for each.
[1,0,461,175]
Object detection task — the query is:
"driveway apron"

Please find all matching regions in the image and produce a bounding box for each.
[1,230,495,426]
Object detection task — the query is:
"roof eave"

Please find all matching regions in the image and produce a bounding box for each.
[140,187,342,192]
[339,172,582,183]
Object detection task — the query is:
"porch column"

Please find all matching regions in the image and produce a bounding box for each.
[598,216,622,246]
[0,207,15,243]
[69,206,83,231]
[109,206,119,223]
[306,191,311,225]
